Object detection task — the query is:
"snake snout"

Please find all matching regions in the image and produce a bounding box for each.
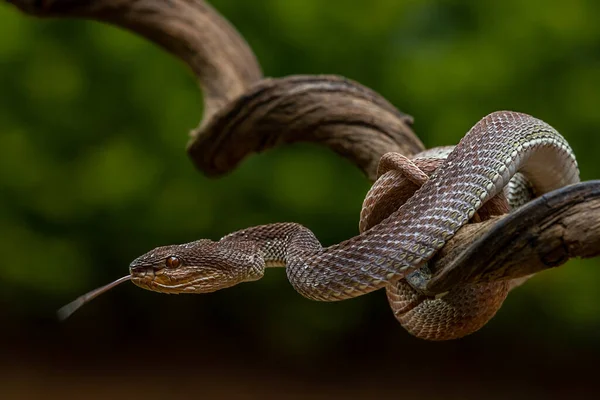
[129,262,161,293]
[129,264,157,279]
[129,265,144,275]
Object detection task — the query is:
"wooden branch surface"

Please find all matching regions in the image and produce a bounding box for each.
[427,181,600,293]
[6,0,423,180]
[5,0,600,294]
[188,75,423,179]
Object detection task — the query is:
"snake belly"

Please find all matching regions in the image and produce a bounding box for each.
[131,111,579,340]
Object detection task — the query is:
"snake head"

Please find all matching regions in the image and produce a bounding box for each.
[129,239,265,294]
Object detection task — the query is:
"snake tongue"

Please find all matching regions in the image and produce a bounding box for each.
[57,275,132,321]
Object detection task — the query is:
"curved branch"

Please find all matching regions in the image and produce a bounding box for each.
[7,0,600,296]
[426,181,600,293]
[188,75,422,179]
[6,0,423,180]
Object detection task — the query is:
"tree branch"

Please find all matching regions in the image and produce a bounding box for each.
[188,75,423,179]
[5,0,422,180]
[427,181,600,293]
[5,0,600,296]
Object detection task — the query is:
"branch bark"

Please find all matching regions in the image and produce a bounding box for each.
[189,75,423,178]
[5,0,600,296]
[427,181,600,293]
[5,0,422,180]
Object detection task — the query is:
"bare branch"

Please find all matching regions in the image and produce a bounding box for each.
[188,75,422,179]
[6,0,600,296]
[427,181,600,293]
[5,0,422,180]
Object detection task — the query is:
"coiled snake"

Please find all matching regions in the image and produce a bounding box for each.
[59,110,579,341]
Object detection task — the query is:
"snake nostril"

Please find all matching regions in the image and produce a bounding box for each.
[129,265,147,276]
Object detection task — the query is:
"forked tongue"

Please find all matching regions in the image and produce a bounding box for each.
[57,275,132,321]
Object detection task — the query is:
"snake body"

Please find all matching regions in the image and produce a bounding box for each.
[130,111,579,340]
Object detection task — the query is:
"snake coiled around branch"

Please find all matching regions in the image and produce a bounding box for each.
[130,111,579,340]
[13,0,590,340]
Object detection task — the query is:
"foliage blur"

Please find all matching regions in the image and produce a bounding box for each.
[1,0,600,398]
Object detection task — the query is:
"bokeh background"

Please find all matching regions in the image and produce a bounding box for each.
[1,0,600,398]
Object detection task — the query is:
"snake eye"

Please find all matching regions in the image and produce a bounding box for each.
[165,256,181,269]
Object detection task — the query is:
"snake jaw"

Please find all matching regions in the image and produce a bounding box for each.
[130,265,256,294]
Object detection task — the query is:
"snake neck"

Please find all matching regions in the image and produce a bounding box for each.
[219,222,323,269]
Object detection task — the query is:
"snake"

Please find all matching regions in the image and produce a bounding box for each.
[59,111,579,340]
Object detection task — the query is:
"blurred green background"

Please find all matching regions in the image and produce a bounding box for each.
[1,0,600,398]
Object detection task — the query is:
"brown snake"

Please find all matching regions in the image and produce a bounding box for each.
[59,110,579,340]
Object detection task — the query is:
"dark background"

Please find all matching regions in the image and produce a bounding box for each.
[1,0,600,398]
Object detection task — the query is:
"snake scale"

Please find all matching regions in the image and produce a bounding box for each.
[123,111,579,340]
